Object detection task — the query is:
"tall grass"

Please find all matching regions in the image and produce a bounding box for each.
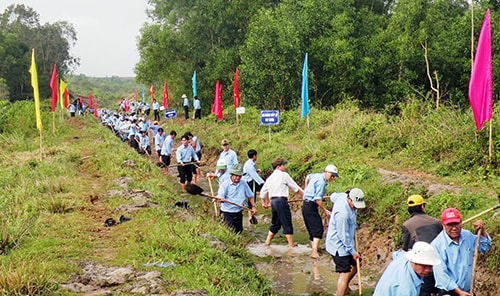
[0,98,498,294]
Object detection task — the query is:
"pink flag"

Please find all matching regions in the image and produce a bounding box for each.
[163,81,169,109]
[212,80,223,121]
[233,68,240,109]
[89,92,93,109]
[468,9,492,131]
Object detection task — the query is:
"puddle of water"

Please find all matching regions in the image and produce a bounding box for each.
[248,243,337,295]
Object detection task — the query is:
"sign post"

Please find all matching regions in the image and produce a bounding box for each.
[164,109,177,124]
[260,110,280,142]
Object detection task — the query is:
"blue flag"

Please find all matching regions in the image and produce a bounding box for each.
[301,53,309,118]
[141,88,145,103]
[192,70,197,99]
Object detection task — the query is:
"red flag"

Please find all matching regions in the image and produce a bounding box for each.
[150,84,155,102]
[212,80,223,121]
[89,92,93,109]
[468,9,492,131]
[50,64,58,112]
[163,81,169,109]
[134,89,138,102]
[233,68,240,109]
[94,99,99,118]
[63,88,69,108]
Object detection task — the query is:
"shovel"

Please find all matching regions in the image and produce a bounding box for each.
[185,184,257,224]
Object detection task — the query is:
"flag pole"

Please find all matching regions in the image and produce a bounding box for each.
[52,112,56,134]
[39,129,43,160]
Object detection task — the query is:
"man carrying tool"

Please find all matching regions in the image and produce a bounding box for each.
[302,164,339,258]
[431,207,491,296]
[401,194,442,296]
[160,130,177,175]
[175,135,200,192]
[325,188,366,296]
[217,164,257,233]
[373,241,442,296]
[260,157,304,247]
[242,149,265,224]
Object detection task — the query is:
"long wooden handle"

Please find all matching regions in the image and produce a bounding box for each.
[199,192,251,211]
[463,204,500,224]
[470,230,481,296]
[355,233,362,295]
[208,177,218,218]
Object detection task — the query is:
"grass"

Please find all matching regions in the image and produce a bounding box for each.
[0,98,499,294]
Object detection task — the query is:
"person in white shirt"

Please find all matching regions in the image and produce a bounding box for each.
[260,157,304,247]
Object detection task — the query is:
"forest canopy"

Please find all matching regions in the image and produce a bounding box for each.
[135,0,497,111]
[0,4,78,101]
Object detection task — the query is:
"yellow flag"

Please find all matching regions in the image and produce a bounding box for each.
[29,48,42,131]
[59,79,67,109]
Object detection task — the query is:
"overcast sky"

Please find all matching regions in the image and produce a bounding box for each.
[0,0,150,77]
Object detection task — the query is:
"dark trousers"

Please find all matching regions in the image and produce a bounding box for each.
[246,181,263,198]
[183,106,189,119]
[269,197,293,235]
[438,290,459,296]
[194,108,201,119]
[178,164,193,184]
[153,109,160,121]
[221,211,243,234]
[302,200,324,241]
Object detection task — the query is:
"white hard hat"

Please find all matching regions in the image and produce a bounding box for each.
[405,241,441,266]
[216,159,227,170]
[348,188,365,209]
[325,164,339,177]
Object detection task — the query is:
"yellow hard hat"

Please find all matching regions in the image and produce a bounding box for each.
[407,194,425,206]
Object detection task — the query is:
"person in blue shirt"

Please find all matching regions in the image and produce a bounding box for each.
[218,139,238,172]
[207,158,230,185]
[152,99,160,122]
[242,149,265,197]
[302,164,339,258]
[217,164,257,233]
[160,130,177,175]
[154,128,165,157]
[137,130,151,156]
[182,94,189,119]
[193,96,201,119]
[431,207,491,296]
[373,241,442,296]
[325,188,366,296]
[176,135,199,192]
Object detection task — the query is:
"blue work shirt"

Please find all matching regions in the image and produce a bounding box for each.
[325,192,357,256]
[303,173,327,202]
[431,229,491,292]
[176,144,198,163]
[193,98,201,110]
[139,134,149,149]
[218,149,238,172]
[373,250,423,296]
[154,132,165,151]
[242,159,264,184]
[217,178,253,213]
[161,136,174,156]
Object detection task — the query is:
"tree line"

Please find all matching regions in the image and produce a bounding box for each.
[136,0,498,112]
[0,4,78,101]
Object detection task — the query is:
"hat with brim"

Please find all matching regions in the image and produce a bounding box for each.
[325,164,339,178]
[407,194,425,207]
[229,164,244,176]
[441,208,461,224]
[349,188,366,209]
[216,159,227,170]
[405,241,441,266]
[271,157,288,168]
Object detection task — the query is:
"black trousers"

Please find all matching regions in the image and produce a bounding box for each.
[302,200,324,241]
[221,211,243,234]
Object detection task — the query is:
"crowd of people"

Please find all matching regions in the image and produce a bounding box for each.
[95,99,492,296]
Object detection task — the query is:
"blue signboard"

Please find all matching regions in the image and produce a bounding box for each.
[260,110,280,125]
[164,109,177,119]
